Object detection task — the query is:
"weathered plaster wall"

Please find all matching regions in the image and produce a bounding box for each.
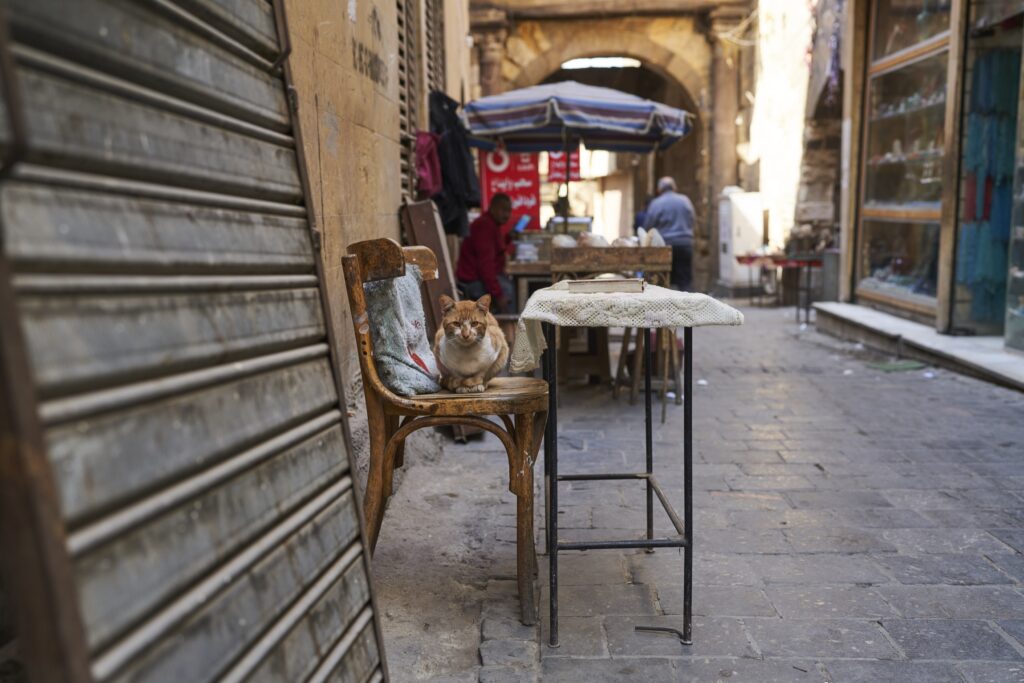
[286,0,467,487]
[445,0,473,100]
[749,0,813,248]
[286,0,403,390]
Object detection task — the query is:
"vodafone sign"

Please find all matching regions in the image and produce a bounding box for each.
[480,151,541,231]
[547,149,581,182]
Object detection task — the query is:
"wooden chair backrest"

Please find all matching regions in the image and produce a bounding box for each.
[341,238,439,409]
[400,200,455,336]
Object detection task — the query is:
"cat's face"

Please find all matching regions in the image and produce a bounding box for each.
[440,295,490,347]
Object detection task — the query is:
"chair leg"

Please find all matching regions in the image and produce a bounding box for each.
[512,411,538,625]
[613,327,633,399]
[382,414,403,499]
[362,403,390,553]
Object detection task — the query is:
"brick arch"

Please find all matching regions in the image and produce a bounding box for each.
[509,31,706,112]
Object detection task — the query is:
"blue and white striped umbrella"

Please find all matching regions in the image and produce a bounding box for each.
[463,81,692,153]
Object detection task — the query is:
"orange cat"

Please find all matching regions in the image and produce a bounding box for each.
[433,294,509,393]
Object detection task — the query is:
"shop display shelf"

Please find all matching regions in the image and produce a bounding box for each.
[870,99,946,122]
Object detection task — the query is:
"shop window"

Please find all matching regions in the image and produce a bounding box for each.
[856,0,953,316]
[858,219,940,304]
[873,0,952,61]
[953,40,1020,334]
[864,51,948,210]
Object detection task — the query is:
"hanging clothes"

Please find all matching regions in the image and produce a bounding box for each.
[414,131,443,198]
[956,48,1021,325]
[429,91,481,237]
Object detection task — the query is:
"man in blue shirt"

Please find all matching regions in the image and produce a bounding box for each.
[644,177,695,291]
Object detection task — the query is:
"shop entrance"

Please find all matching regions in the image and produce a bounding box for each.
[952,10,1023,339]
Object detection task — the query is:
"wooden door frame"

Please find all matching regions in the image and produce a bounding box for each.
[844,0,968,331]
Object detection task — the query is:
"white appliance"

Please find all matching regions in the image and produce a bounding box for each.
[717,188,764,291]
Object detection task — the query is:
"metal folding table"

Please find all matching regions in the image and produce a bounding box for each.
[509,283,743,648]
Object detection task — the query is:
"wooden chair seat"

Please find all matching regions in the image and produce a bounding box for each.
[342,237,546,626]
[388,377,548,416]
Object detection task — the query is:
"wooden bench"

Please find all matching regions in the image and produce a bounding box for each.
[342,238,548,624]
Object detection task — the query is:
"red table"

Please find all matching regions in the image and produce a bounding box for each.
[736,254,824,324]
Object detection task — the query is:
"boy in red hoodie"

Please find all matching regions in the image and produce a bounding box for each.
[455,193,514,312]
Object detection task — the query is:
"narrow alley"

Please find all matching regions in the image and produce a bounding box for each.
[375,307,1024,682]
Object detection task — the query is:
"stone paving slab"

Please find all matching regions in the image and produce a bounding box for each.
[540,657,679,683]
[742,618,899,659]
[821,660,965,682]
[880,619,1024,660]
[872,552,1015,585]
[657,584,778,617]
[956,661,1024,683]
[877,586,1024,619]
[603,615,755,658]
[763,584,898,619]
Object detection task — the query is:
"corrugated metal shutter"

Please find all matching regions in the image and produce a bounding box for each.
[424,0,446,94]
[397,0,421,197]
[0,1,387,681]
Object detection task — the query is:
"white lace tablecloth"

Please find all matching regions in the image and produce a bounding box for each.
[509,281,744,373]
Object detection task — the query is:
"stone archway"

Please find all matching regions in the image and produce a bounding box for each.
[508,29,708,121]
[499,23,715,286]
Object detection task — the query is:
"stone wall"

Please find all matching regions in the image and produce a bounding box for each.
[795,119,842,242]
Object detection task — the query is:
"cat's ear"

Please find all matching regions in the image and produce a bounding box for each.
[440,295,456,313]
[476,294,491,311]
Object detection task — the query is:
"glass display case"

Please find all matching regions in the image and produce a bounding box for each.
[873,0,952,60]
[1008,29,1024,349]
[1008,224,1024,349]
[858,219,940,301]
[857,2,951,311]
[863,52,948,210]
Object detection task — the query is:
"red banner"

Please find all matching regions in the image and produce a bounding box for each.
[480,150,541,231]
[547,150,581,182]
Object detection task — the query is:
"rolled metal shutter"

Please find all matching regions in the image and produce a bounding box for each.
[424,0,446,95]
[397,0,421,198]
[0,1,386,681]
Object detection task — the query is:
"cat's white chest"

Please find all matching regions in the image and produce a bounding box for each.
[440,335,499,375]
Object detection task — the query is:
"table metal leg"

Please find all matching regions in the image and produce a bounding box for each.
[683,327,693,644]
[645,327,654,545]
[544,326,552,554]
[804,263,813,324]
[546,323,693,648]
[545,322,560,648]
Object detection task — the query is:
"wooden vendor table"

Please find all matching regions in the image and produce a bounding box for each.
[508,247,674,389]
[507,259,552,314]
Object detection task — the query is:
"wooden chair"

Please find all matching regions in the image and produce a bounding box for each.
[342,237,548,624]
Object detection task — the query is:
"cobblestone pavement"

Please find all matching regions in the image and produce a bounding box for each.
[374,307,1024,682]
